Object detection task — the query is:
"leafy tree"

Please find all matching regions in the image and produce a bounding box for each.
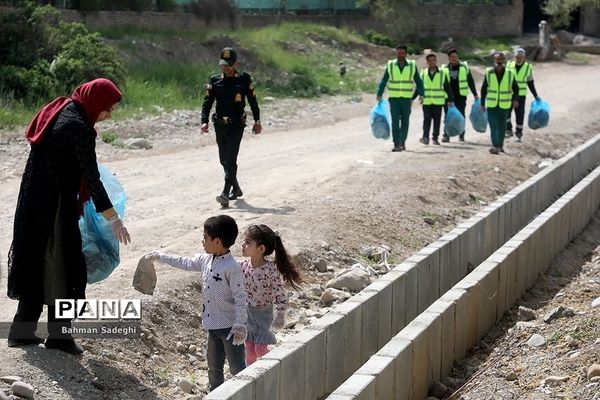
[543,0,600,28]
[358,0,417,41]
[0,3,125,103]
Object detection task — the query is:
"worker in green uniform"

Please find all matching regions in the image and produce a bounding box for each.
[480,52,520,155]
[506,48,540,141]
[376,44,424,152]
[440,49,479,143]
[415,53,454,145]
[201,47,261,207]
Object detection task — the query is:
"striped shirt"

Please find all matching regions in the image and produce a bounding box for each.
[156,252,247,330]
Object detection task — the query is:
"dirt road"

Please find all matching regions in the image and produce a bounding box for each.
[0,59,599,399]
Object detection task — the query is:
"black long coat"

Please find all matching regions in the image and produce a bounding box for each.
[7,102,113,304]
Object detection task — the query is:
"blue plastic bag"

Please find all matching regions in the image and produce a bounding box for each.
[79,163,127,284]
[444,105,465,137]
[528,98,550,129]
[370,100,390,140]
[469,99,488,133]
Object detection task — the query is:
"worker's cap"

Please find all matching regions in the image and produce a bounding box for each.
[219,47,237,66]
[516,48,526,56]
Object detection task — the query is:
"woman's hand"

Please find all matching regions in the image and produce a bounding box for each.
[109,216,131,245]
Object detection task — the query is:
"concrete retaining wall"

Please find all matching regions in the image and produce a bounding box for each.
[330,163,600,400]
[205,134,600,400]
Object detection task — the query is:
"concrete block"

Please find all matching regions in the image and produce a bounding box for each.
[365,279,393,348]
[454,272,483,350]
[376,337,412,400]
[380,270,407,335]
[438,239,453,295]
[395,262,418,324]
[405,313,440,400]
[287,328,326,400]
[326,395,354,400]
[203,376,254,400]
[497,202,507,247]
[475,261,500,341]
[237,359,280,400]
[262,343,305,400]
[356,355,395,400]
[425,299,455,378]
[331,300,363,378]
[348,290,379,363]
[308,312,346,393]
[446,289,468,360]
[331,374,376,400]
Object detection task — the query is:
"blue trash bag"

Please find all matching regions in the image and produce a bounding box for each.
[370,100,391,140]
[79,163,127,284]
[469,99,488,133]
[444,105,465,137]
[528,98,550,130]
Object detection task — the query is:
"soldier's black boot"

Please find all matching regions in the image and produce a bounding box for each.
[216,183,232,206]
[229,178,243,200]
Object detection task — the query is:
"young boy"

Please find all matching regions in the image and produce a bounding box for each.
[148,214,247,391]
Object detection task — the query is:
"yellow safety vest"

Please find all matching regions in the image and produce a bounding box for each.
[507,60,532,96]
[441,61,470,96]
[420,68,448,106]
[485,67,514,109]
[386,59,416,99]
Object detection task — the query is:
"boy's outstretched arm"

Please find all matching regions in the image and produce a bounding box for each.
[147,251,205,272]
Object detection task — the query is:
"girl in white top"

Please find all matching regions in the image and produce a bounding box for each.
[241,224,303,365]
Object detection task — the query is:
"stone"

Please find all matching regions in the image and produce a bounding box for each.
[517,306,536,321]
[91,377,105,390]
[176,342,187,353]
[325,266,370,291]
[527,334,546,347]
[133,255,157,295]
[0,389,10,400]
[177,378,193,394]
[314,259,328,273]
[11,382,34,399]
[429,381,447,398]
[588,364,600,380]
[591,296,600,308]
[151,355,167,365]
[543,306,574,323]
[320,287,351,305]
[542,376,569,385]
[124,138,153,149]
[188,345,197,354]
[0,376,22,385]
[505,371,518,381]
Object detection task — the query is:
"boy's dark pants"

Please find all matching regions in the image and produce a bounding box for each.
[422,104,443,139]
[207,327,246,391]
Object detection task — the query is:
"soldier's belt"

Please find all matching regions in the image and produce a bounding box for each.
[212,113,246,125]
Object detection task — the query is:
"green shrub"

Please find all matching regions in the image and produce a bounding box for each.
[101,131,119,144]
[156,0,177,11]
[365,30,394,47]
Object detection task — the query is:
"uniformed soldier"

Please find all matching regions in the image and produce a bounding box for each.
[480,52,520,155]
[441,49,479,142]
[506,48,540,141]
[376,44,424,152]
[415,53,454,145]
[201,47,261,207]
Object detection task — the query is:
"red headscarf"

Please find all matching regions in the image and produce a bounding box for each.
[25,78,122,144]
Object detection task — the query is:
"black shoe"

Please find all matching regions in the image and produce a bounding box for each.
[399,144,406,151]
[459,135,465,142]
[229,185,243,201]
[489,147,499,155]
[441,136,450,143]
[499,147,505,153]
[216,193,229,206]
[45,338,84,355]
[432,139,440,145]
[515,131,522,142]
[505,129,513,138]
[419,137,429,145]
[391,146,401,152]
[8,336,45,347]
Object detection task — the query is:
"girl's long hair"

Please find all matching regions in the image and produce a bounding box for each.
[245,224,303,290]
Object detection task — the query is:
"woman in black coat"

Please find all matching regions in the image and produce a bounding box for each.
[7,78,131,354]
